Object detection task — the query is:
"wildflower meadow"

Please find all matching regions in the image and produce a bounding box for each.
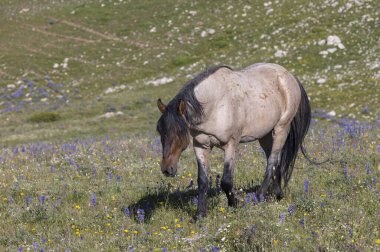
[1,0,379,251]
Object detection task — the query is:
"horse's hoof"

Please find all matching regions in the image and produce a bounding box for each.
[275,192,284,201]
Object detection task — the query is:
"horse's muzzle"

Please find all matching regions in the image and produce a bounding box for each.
[162,166,177,177]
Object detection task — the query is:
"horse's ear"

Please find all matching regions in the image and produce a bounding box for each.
[179,99,186,116]
[157,99,166,113]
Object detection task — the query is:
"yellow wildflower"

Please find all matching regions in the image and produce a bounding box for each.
[176,224,181,228]
[74,204,81,209]
[124,229,129,234]
[274,239,278,245]
[219,207,225,213]
[191,230,195,235]
[376,239,380,244]
[133,230,138,235]
[106,223,111,227]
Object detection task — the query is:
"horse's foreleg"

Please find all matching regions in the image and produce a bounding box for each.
[221,141,237,207]
[260,127,288,199]
[194,143,211,217]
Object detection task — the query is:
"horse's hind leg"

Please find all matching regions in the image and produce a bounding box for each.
[221,140,238,207]
[259,126,289,200]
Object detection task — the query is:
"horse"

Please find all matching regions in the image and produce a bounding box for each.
[156,63,311,217]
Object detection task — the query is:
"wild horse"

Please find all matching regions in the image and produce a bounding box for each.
[156,63,311,217]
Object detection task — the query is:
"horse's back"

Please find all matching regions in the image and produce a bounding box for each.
[192,63,301,145]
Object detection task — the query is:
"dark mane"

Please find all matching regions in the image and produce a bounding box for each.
[157,65,232,141]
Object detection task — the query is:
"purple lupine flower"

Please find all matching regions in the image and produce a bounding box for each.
[42,237,47,244]
[129,245,134,251]
[18,245,23,252]
[304,179,309,193]
[312,231,318,238]
[251,224,258,234]
[50,164,55,173]
[33,241,38,250]
[342,163,348,178]
[137,209,145,223]
[211,246,219,252]
[365,163,371,174]
[348,229,353,238]
[91,193,96,207]
[38,195,46,206]
[9,197,14,204]
[107,171,112,181]
[251,192,258,204]
[244,195,251,205]
[280,212,285,223]
[372,177,378,188]
[299,218,305,228]
[124,207,130,218]
[11,87,24,98]
[26,195,31,207]
[116,175,121,183]
[162,248,168,252]
[288,204,296,215]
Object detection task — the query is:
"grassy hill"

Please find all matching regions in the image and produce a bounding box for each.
[0,0,379,251]
[0,0,379,146]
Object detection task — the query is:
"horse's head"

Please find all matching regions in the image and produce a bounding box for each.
[156,98,189,177]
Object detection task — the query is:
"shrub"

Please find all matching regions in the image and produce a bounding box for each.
[28,112,61,123]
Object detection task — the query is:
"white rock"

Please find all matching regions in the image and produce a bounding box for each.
[150,27,156,33]
[53,63,59,69]
[327,35,345,49]
[200,30,208,37]
[7,84,16,89]
[327,48,337,53]
[147,77,174,86]
[19,8,30,14]
[327,111,336,117]
[188,10,197,16]
[105,87,116,94]
[317,78,327,84]
[207,28,215,35]
[318,39,326,46]
[274,50,286,58]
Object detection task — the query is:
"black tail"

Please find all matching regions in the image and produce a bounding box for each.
[279,76,312,188]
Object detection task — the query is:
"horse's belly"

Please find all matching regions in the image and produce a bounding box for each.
[241,101,282,140]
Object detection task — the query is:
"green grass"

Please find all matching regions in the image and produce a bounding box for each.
[0,0,379,146]
[0,121,379,251]
[0,0,379,251]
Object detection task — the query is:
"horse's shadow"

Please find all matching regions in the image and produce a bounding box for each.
[127,182,261,222]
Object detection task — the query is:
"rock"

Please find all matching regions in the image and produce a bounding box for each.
[146,77,174,86]
[274,50,286,58]
[327,111,336,117]
[327,35,345,49]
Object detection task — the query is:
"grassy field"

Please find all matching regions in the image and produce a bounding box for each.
[0,0,379,251]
